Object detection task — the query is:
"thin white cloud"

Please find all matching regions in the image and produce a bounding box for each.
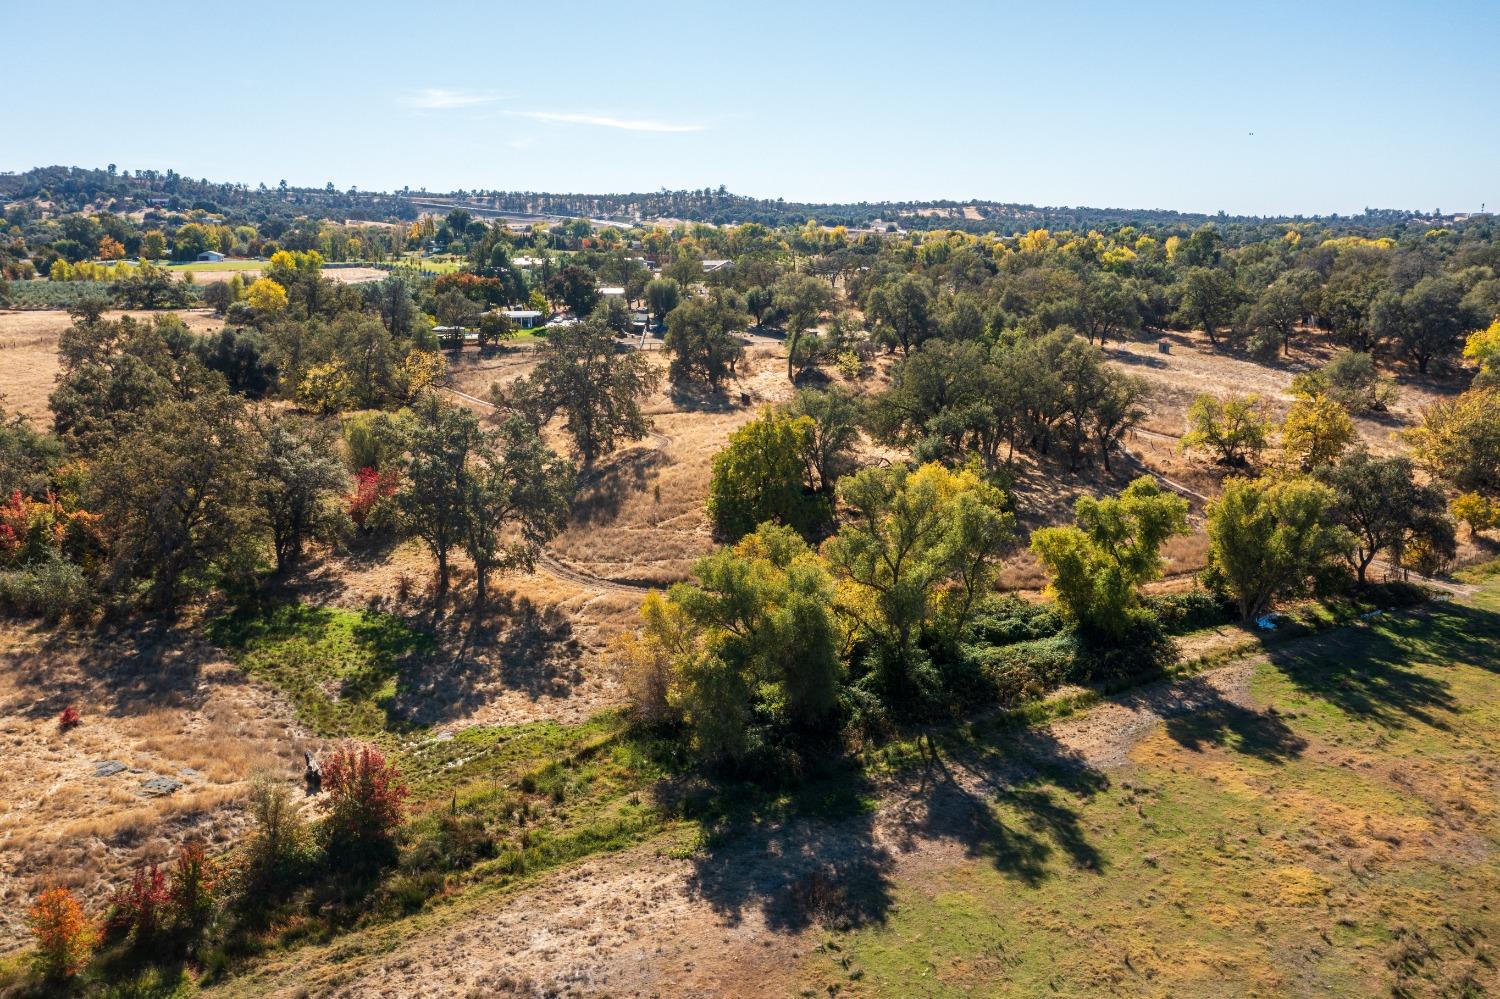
[506,110,704,133]
[402,88,505,110]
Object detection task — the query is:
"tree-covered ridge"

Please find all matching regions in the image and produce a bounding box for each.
[0,164,1484,235]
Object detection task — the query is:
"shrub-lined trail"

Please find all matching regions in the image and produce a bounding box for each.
[202,581,1500,998]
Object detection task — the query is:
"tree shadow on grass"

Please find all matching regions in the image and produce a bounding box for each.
[1161,689,1307,763]
[569,445,667,527]
[1261,599,1500,732]
[9,616,256,723]
[391,592,583,726]
[908,730,1110,887]
[678,762,896,934]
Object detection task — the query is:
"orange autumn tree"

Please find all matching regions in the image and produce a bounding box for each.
[28,886,96,979]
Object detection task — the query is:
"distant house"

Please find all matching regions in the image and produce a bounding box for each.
[598,286,626,298]
[512,256,544,268]
[501,309,542,329]
[701,259,732,273]
[197,250,225,262]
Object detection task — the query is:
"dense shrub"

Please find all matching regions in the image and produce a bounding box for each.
[961,616,1176,706]
[964,595,1065,646]
[347,466,399,532]
[168,841,220,939]
[405,812,496,874]
[104,864,170,946]
[27,886,96,980]
[961,632,1081,705]
[0,558,94,621]
[1147,589,1234,634]
[192,327,277,397]
[1358,580,1429,609]
[321,743,408,859]
[243,774,309,889]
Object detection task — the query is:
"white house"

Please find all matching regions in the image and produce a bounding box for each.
[501,309,543,329]
[197,250,225,262]
[598,286,626,298]
[701,259,732,273]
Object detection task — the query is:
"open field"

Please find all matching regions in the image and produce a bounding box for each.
[0,308,222,422]
[172,265,386,284]
[162,260,267,274]
[0,621,307,952]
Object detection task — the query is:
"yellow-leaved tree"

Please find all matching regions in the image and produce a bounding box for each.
[1281,394,1356,470]
[1464,319,1500,387]
[245,277,288,315]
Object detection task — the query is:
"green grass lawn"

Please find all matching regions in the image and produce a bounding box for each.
[799,586,1500,997]
[163,259,267,272]
[388,254,462,274]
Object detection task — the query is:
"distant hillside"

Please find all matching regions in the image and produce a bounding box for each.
[0,164,1449,234]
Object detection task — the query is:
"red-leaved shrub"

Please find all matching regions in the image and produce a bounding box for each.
[58,705,81,730]
[28,886,96,979]
[168,841,219,934]
[347,467,398,531]
[321,743,408,850]
[105,864,169,944]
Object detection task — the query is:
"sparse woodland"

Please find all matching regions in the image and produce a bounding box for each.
[2,170,1499,996]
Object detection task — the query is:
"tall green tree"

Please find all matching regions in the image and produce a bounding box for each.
[493,318,661,466]
[708,407,825,541]
[636,523,842,763]
[644,278,681,328]
[1408,388,1500,501]
[1322,449,1454,584]
[1373,275,1475,374]
[1030,476,1189,637]
[1180,394,1272,467]
[93,392,258,608]
[459,416,575,605]
[1174,267,1239,345]
[865,273,934,356]
[787,386,861,495]
[397,397,481,600]
[823,462,1014,698]
[774,273,834,381]
[1205,476,1351,620]
[253,414,349,573]
[664,293,745,389]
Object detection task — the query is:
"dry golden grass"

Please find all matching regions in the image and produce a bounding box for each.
[0,621,309,952]
[0,308,222,423]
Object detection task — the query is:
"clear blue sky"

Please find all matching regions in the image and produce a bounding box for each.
[4,0,1496,216]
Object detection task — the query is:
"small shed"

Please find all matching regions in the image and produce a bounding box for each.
[197,250,225,262]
